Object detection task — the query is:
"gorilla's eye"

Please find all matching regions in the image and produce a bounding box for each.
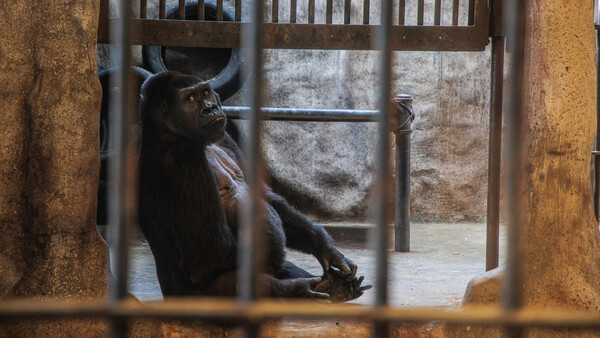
[201,89,210,97]
[187,95,196,102]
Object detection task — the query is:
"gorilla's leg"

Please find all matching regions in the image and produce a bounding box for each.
[275,261,315,280]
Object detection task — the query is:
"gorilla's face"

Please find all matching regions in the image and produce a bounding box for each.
[148,73,226,143]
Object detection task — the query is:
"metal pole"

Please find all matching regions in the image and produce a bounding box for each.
[373,0,394,333]
[108,0,136,336]
[393,95,414,253]
[502,0,526,337]
[239,0,265,336]
[486,35,505,271]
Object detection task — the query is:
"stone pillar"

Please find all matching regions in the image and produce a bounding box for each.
[0,1,108,336]
[439,1,600,337]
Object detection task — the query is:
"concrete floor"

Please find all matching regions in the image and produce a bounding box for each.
[125,223,506,308]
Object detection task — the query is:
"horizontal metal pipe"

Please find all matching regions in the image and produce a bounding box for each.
[222,106,378,121]
[2,300,600,328]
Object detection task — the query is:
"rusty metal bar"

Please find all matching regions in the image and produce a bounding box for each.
[468,0,475,25]
[363,0,369,24]
[434,0,441,25]
[309,0,315,23]
[398,0,405,25]
[417,0,424,25]
[486,36,504,271]
[344,0,351,24]
[393,96,413,253]
[178,0,185,19]
[5,299,600,328]
[503,0,526,336]
[240,0,266,335]
[159,0,166,19]
[291,0,297,23]
[108,0,137,336]
[272,0,279,22]
[122,20,489,51]
[140,0,147,18]
[326,0,333,24]
[452,0,459,25]
[595,28,600,221]
[223,106,378,121]
[217,0,224,21]
[198,0,205,20]
[373,0,394,332]
[98,0,109,42]
[236,0,242,21]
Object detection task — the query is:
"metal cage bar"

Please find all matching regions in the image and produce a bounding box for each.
[595,28,600,221]
[363,0,370,24]
[503,0,526,336]
[272,0,279,23]
[417,0,424,25]
[291,0,297,23]
[398,0,405,25]
[217,0,224,21]
[326,0,333,24]
[309,0,316,23]
[434,0,441,25]
[178,0,185,19]
[236,0,242,22]
[453,0,459,25]
[159,0,166,19]
[345,0,351,24]
[373,0,394,333]
[468,0,475,25]
[198,0,205,20]
[240,0,266,336]
[140,0,147,19]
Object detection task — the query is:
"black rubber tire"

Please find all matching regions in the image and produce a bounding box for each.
[142,1,246,101]
[97,66,153,225]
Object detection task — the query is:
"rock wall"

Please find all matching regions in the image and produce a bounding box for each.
[102,0,492,223]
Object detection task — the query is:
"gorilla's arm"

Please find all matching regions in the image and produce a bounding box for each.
[266,191,357,277]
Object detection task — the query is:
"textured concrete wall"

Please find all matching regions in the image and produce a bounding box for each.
[225,0,492,223]
[103,0,492,223]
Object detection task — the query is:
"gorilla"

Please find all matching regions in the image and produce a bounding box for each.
[138,71,370,300]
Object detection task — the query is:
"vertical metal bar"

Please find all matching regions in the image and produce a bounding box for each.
[159,0,166,19]
[417,0,424,25]
[434,0,441,25]
[595,28,600,221]
[140,0,147,19]
[272,0,279,22]
[468,0,475,25]
[178,0,185,19]
[290,0,297,23]
[398,0,405,25]
[108,0,136,336]
[503,0,526,336]
[240,0,265,336]
[309,0,315,23]
[344,0,351,24]
[363,0,369,24]
[217,0,224,21]
[452,0,459,26]
[236,0,242,21]
[486,36,505,271]
[394,95,413,253]
[198,0,206,20]
[326,0,333,24]
[373,0,393,333]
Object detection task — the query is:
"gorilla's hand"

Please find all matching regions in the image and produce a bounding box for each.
[281,277,331,299]
[313,270,372,302]
[317,246,357,279]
